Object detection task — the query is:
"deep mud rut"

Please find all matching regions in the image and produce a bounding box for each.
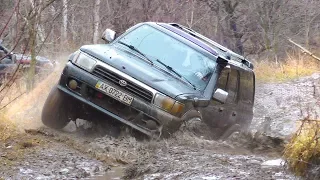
[0,124,297,180]
[1,72,320,179]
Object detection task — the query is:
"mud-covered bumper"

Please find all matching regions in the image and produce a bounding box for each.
[58,62,185,136]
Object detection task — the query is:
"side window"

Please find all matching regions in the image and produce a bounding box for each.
[215,68,239,104]
[239,71,254,104]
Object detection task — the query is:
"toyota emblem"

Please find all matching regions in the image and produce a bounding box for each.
[119,80,127,86]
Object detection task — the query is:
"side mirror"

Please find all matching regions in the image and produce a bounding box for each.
[102,29,116,43]
[213,88,228,104]
[224,65,231,73]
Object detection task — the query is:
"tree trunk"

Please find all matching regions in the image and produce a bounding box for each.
[93,0,100,44]
[62,0,68,41]
[27,16,37,91]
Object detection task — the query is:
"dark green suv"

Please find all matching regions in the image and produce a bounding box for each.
[42,22,255,139]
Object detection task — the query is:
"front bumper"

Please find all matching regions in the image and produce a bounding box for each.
[59,62,184,136]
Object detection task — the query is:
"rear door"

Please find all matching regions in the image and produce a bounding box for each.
[237,70,255,129]
[202,66,240,128]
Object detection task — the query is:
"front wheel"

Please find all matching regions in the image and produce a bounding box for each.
[42,85,72,129]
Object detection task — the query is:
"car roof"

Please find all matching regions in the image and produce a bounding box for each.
[145,22,254,71]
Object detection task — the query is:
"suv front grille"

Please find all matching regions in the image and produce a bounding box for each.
[92,65,153,103]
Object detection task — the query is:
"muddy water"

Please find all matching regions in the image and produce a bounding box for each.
[88,166,125,180]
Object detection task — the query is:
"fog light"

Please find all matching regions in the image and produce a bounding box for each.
[68,79,78,90]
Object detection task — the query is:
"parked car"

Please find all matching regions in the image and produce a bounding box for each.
[0,40,54,83]
[42,22,255,139]
[0,41,18,84]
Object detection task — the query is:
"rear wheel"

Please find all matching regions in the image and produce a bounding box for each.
[217,124,241,140]
[42,85,73,129]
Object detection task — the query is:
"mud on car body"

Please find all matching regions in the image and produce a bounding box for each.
[42,22,255,139]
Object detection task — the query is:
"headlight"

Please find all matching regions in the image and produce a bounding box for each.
[154,94,184,115]
[73,52,96,71]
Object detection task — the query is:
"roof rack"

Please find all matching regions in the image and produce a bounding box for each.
[168,23,254,70]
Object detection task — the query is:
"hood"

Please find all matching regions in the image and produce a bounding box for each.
[80,44,200,98]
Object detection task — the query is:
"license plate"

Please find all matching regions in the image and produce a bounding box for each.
[95,81,134,105]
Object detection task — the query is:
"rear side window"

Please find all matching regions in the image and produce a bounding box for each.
[226,69,239,103]
[239,71,254,104]
[216,68,239,104]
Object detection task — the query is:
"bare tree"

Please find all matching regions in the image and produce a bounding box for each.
[93,0,100,44]
[61,0,68,41]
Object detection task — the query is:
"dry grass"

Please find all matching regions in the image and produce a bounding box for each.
[283,119,320,176]
[0,113,18,141]
[255,54,320,82]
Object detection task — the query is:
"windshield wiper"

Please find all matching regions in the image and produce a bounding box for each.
[155,59,196,90]
[118,41,153,65]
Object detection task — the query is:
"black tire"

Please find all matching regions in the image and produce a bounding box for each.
[42,85,71,129]
[218,124,241,140]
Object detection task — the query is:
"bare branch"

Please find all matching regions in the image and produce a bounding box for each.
[288,38,320,61]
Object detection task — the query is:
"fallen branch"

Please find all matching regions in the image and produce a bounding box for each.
[288,39,320,61]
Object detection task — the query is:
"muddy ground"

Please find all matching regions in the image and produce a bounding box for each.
[1,68,319,179]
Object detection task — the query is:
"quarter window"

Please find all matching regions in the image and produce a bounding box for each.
[239,71,254,104]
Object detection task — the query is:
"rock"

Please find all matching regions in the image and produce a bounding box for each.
[19,168,33,174]
[59,168,69,175]
[261,159,285,168]
[63,122,77,132]
[247,159,261,165]
[202,176,220,180]
[76,119,92,129]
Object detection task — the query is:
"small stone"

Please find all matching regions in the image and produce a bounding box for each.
[43,172,51,176]
[261,159,285,168]
[20,168,33,174]
[59,168,69,174]
[247,159,261,165]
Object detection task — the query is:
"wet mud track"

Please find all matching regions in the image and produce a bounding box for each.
[0,123,298,180]
[0,128,108,180]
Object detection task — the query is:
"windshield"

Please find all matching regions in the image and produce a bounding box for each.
[117,24,217,90]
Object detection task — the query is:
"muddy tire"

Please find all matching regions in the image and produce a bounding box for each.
[42,85,71,129]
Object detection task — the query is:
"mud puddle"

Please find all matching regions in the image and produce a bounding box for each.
[88,166,125,180]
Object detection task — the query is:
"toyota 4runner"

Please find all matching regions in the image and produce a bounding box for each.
[42,22,255,139]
